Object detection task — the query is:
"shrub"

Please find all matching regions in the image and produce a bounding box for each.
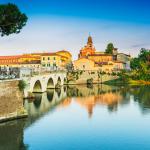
[87,78,93,85]
[18,80,27,91]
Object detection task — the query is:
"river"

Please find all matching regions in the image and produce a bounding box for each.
[0,84,150,150]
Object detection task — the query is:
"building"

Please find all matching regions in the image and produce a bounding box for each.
[73,58,99,71]
[116,53,131,70]
[20,60,41,72]
[41,50,72,70]
[41,53,62,70]
[0,50,72,71]
[56,50,72,67]
[73,58,125,72]
[74,35,130,72]
[0,55,21,67]
[78,35,96,58]
[0,54,40,67]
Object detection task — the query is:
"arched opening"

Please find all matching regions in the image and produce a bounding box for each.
[57,77,62,85]
[55,77,62,89]
[55,88,61,97]
[63,86,67,92]
[64,78,67,85]
[33,93,42,109]
[47,89,54,102]
[47,78,54,89]
[33,80,42,93]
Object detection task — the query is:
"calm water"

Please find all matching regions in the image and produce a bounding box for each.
[0,84,150,150]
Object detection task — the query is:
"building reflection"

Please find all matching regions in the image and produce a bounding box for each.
[62,84,130,117]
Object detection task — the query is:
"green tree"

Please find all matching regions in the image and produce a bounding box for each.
[130,58,140,70]
[130,48,150,81]
[105,43,114,54]
[0,3,28,36]
[138,48,150,63]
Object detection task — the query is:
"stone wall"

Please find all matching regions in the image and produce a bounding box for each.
[67,70,118,85]
[0,80,27,122]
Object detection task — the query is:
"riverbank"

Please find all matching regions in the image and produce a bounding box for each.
[128,79,150,85]
[104,78,150,86]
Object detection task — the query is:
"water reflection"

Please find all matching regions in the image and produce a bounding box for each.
[64,85,130,117]
[0,84,150,150]
[0,119,27,150]
[24,85,150,122]
[130,86,150,113]
[47,89,54,102]
[33,93,42,109]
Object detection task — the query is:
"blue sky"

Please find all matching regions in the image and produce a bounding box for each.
[0,0,150,59]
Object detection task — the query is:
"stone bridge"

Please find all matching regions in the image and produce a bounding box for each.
[23,72,67,98]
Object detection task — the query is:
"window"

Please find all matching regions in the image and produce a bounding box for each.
[53,57,56,60]
[83,65,85,69]
[48,57,50,60]
[43,57,45,61]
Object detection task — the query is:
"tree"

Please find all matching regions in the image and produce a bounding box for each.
[130,48,150,81]
[130,48,150,70]
[138,48,150,63]
[130,58,140,70]
[105,43,114,54]
[65,62,74,72]
[0,3,28,36]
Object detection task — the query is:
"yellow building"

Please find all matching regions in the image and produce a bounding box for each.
[73,58,99,71]
[56,50,72,67]
[41,53,62,70]
[0,55,41,69]
[19,54,40,63]
[88,54,113,63]
[0,50,72,71]
[98,61,125,73]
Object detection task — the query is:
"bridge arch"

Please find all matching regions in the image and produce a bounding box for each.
[47,89,54,102]
[33,80,42,93]
[64,77,67,85]
[47,78,55,89]
[55,88,61,97]
[58,76,62,84]
[33,93,42,108]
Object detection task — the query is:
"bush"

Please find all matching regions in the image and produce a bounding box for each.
[18,80,27,91]
[87,78,93,85]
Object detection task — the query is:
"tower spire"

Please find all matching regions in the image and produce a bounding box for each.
[87,34,93,47]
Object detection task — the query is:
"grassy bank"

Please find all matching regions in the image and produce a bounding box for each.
[104,78,150,86]
[104,78,128,85]
[128,79,150,85]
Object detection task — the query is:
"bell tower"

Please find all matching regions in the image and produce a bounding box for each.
[87,35,93,48]
[78,35,96,58]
